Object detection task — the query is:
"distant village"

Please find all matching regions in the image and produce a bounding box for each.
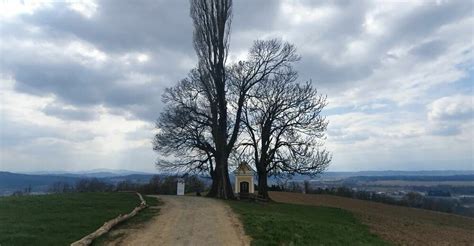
[278,174,474,217]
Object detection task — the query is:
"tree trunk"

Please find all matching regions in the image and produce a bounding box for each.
[207,160,234,199]
[257,171,269,200]
[207,141,235,199]
[207,178,218,197]
[207,169,218,197]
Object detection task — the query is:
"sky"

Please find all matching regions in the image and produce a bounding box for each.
[0,0,473,173]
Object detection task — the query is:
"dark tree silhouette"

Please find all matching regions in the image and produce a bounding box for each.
[239,62,331,199]
[189,0,234,198]
[154,0,310,199]
[154,68,216,178]
[154,39,300,199]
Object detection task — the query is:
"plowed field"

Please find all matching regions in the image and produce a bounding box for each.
[269,191,474,246]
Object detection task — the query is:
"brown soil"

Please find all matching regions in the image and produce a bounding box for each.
[105,195,250,246]
[269,191,474,246]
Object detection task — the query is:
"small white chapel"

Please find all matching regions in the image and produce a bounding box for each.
[233,161,255,195]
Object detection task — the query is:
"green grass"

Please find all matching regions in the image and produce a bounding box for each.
[93,195,162,245]
[124,195,161,226]
[0,192,140,246]
[228,201,389,246]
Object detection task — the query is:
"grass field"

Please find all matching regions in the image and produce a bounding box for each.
[93,195,161,245]
[270,191,474,245]
[228,200,388,245]
[0,192,140,246]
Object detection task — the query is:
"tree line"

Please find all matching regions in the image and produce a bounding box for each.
[153,0,330,199]
[46,175,206,195]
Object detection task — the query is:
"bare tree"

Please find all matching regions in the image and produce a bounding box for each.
[188,0,234,198]
[240,65,331,199]
[154,38,299,199]
[154,0,301,199]
[154,68,216,178]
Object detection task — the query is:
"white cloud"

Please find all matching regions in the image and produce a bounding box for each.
[66,41,108,65]
[426,95,473,136]
[0,77,155,172]
[0,0,50,19]
[280,1,335,25]
[428,95,473,121]
[67,0,98,18]
[0,0,472,172]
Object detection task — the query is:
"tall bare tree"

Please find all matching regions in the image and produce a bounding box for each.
[189,0,234,198]
[155,0,301,199]
[189,0,301,199]
[240,65,331,199]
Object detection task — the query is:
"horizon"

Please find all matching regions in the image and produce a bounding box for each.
[1,0,473,173]
[3,168,474,175]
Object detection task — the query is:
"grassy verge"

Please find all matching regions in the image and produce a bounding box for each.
[228,200,389,246]
[0,192,140,246]
[92,195,162,245]
[122,195,161,226]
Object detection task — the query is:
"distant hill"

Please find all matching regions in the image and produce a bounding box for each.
[0,171,159,196]
[345,174,474,182]
[0,172,81,195]
[25,168,154,178]
[293,170,474,181]
[343,170,474,176]
[103,174,158,184]
[2,169,473,196]
[0,168,214,196]
[264,170,474,184]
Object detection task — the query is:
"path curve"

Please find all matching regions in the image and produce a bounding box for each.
[113,195,250,246]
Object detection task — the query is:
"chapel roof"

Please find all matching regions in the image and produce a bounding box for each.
[233,161,255,175]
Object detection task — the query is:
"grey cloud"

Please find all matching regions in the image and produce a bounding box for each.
[327,128,370,144]
[42,103,98,121]
[0,118,95,148]
[125,126,154,141]
[410,40,447,60]
[11,62,120,105]
[1,138,92,172]
[227,0,375,88]
[296,56,374,85]
[0,0,472,172]
[296,0,472,97]
[0,0,202,123]
[4,57,166,121]
[391,1,472,44]
[3,0,471,123]
[1,39,179,123]
[21,0,193,54]
[232,0,281,32]
[317,1,370,40]
[430,124,461,136]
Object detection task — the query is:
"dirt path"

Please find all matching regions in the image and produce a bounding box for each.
[109,195,250,246]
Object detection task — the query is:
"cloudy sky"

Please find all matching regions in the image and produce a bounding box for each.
[0,0,472,173]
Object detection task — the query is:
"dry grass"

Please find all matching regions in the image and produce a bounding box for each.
[269,191,474,246]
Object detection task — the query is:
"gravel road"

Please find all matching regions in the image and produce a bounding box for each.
[112,195,250,246]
